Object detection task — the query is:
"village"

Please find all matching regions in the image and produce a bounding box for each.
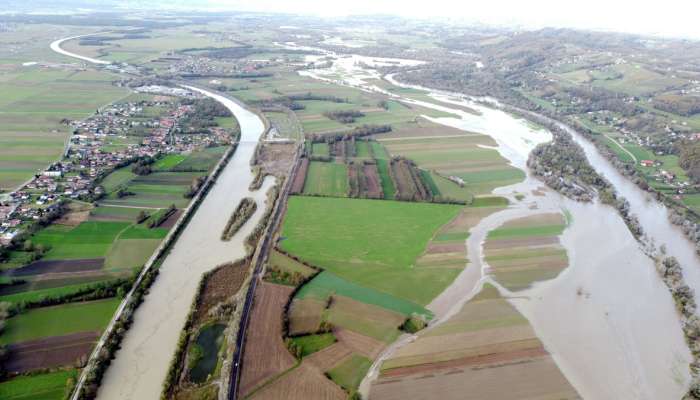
[0,87,233,246]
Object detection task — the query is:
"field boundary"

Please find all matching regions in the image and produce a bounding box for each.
[69,139,239,400]
[225,142,304,400]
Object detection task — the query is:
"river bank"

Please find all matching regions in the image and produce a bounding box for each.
[95,87,271,400]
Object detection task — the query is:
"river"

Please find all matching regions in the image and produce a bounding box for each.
[277,44,695,399]
[49,34,112,65]
[96,87,272,400]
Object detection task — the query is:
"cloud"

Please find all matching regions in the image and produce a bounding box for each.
[206,0,700,39]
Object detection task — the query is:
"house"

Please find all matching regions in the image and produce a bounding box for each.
[640,160,655,167]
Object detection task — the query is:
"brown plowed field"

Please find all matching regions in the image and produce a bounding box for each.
[6,258,104,277]
[361,164,383,199]
[304,341,353,371]
[239,282,296,397]
[250,363,346,400]
[289,158,309,194]
[335,328,385,359]
[371,285,580,400]
[484,236,559,250]
[5,331,99,373]
[288,298,325,335]
[372,355,580,400]
[157,209,183,229]
[425,242,466,254]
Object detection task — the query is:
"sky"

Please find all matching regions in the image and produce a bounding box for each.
[203,0,700,39]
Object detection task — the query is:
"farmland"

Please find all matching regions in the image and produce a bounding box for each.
[485,213,568,290]
[379,120,524,199]
[0,369,77,400]
[371,284,580,399]
[0,66,129,191]
[279,196,462,305]
[0,298,120,345]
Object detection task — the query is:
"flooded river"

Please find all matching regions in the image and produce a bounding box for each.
[279,47,695,399]
[97,87,272,400]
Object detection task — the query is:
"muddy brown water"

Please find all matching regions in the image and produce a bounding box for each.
[97,87,274,400]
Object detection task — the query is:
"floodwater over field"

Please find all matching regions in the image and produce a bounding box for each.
[283,46,694,399]
[97,87,273,400]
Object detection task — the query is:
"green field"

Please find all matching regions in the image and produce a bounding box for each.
[0,298,120,345]
[101,172,200,208]
[302,162,349,197]
[0,280,111,305]
[375,159,396,199]
[327,354,372,391]
[312,142,330,157]
[0,369,76,400]
[0,66,129,191]
[153,154,186,171]
[100,167,138,193]
[32,221,130,260]
[173,146,227,172]
[289,333,336,357]
[105,238,161,270]
[297,271,430,317]
[268,250,317,277]
[380,131,524,197]
[280,196,462,305]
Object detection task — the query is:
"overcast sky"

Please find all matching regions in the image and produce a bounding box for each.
[205,0,700,39]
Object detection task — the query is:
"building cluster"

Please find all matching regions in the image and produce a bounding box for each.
[1,95,231,247]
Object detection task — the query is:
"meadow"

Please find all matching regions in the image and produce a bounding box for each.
[379,121,524,199]
[302,162,349,197]
[32,221,129,260]
[0,298,120,345]
[372,284,579,400]
[0,66,128,191]
[279,196,462,305]
[0,369,77,400]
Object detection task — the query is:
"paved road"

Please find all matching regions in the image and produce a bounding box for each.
[227,145,302,400]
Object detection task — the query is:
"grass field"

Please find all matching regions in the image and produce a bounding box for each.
[379,122,523,198]
[101,172,201,208]
[0,66,129,191]
[302,162,349,197]
[0,298,120,345]
[0,369,76,400]
[290,333,336,357]
[153,154,186,171]
[280,196,462,305]
[0,280,111,305]
[31,221,129,260]
[173,146,227,172]
[104,238,161,270]
[328,354,372,392]
[297,271,430,317]
[268,250,317,278]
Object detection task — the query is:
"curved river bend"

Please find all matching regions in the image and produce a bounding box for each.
[49,34,112,65]
[276,47,696,399]
[48,36,273,399]
[96,87,272,400]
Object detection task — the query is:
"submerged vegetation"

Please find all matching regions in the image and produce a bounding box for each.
[221,197,258,241]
